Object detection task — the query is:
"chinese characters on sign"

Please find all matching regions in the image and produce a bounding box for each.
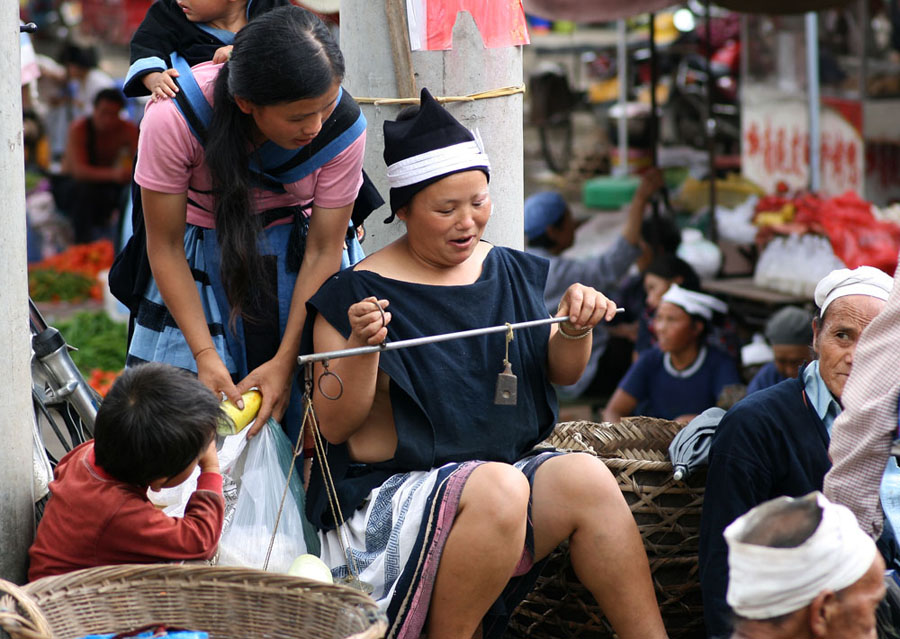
[742,101,863,197]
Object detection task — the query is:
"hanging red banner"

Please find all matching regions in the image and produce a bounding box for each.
[406,0,530,51]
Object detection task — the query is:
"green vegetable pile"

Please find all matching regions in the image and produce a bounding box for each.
[54,311,128,373]
[29,270,95,302]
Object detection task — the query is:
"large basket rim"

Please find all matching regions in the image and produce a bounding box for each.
[3,565,387,639]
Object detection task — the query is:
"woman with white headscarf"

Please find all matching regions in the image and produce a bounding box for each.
[603,284,740,423]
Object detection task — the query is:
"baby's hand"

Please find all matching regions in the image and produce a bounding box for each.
[212,45,233,64]
[348,297,391,346]
[143,69,180,102]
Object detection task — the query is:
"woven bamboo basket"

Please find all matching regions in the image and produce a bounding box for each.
[507,418,706,639]
[0,565,387,639]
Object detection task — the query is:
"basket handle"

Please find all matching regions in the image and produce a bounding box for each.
[0,578,54,639]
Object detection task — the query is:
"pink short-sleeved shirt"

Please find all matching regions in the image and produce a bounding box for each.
[135,61,366,229]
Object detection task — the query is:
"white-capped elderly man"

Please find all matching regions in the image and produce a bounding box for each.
[699,266,892,639]
[725,492,886,639]
[825,259,900,544]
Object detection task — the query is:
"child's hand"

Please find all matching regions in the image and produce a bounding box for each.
[198,438,219,474]
[143,69,180,102]
[212,45,233,64]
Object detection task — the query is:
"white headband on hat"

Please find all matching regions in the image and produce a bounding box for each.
[386,132,491,189]
[660,284,727,320]
[814,266,893,317]
[725,492,877,620]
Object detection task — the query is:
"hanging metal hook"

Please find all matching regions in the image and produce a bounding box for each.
[317,360,344,401]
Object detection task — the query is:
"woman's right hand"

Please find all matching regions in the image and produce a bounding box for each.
[195,348,243,408]
[347,297,391,346]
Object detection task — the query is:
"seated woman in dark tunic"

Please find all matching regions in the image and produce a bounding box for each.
[602,284,741,423]
[303,89,668,639]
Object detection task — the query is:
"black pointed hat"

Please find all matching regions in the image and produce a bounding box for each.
[382,88,491,219]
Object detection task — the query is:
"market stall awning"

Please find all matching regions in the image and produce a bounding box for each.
[524,0,856,20]
[711,0,855,13]
[523,0,675,23]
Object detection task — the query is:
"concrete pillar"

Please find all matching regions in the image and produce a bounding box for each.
[0,12,36,584]
[341,2,524,251]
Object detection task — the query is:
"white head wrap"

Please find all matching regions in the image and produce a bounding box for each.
[386,135,490,189]
[814,266,893,317]
[660,284,728,320]
[725,492,877,620]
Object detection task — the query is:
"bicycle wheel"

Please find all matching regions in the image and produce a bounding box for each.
[539,113,574,175]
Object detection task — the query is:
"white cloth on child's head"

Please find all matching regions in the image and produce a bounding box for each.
[725,491,877,620]
[814,266,893,317]
[660,284,727,320]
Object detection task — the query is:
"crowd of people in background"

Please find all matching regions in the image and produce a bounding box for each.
[21,33,136,257]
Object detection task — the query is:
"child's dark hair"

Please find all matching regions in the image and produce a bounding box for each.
[645,255,701,291]
[94,88,127,110]
[93,363,221,486]
[58,42,98,69]
[206,5,345,324]
[640,215,682,256]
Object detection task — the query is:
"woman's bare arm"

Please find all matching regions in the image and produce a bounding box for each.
[312,297,389,444]
[142,187,240,403]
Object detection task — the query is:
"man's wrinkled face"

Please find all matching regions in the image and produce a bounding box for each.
[812,296,885,400]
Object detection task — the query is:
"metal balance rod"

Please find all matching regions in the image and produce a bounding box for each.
[297,309,624,366]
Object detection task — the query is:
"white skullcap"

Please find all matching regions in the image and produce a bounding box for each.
[814,266,893,317]
[725,492,877,620]
[660,284,728,321]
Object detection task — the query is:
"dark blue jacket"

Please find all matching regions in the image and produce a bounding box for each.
[698,374,830,638]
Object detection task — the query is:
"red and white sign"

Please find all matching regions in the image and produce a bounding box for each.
[406,0,530,51]
[742,96,863,198]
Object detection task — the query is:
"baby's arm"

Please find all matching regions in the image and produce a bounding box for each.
[125,0,181,97]
[212,45,233,64]
[143,69,180,102]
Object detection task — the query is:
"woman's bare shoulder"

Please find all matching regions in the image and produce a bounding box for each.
[351,239,405,275]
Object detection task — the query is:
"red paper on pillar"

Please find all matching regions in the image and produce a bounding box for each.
[406,0,530,51]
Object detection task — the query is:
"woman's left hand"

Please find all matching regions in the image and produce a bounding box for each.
[556,283,618,332]
[237,354,295,438]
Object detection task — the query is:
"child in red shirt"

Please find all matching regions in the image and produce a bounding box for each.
[29,362,227,581]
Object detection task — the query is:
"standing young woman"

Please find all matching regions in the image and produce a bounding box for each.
[128,5,367,435]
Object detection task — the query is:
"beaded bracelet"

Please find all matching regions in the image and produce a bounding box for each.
[557,324,593,340]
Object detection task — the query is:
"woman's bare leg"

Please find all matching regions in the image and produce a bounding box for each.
[531,453,668,639]
[426,462,530,639]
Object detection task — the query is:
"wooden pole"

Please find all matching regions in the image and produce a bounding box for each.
[385,0,417,99]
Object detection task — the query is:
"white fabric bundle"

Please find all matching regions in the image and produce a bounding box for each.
[814,266,893,317]
[725,492,877,620]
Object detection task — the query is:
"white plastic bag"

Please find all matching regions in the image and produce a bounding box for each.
[217,418,320,572]
[148,429,248,517]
